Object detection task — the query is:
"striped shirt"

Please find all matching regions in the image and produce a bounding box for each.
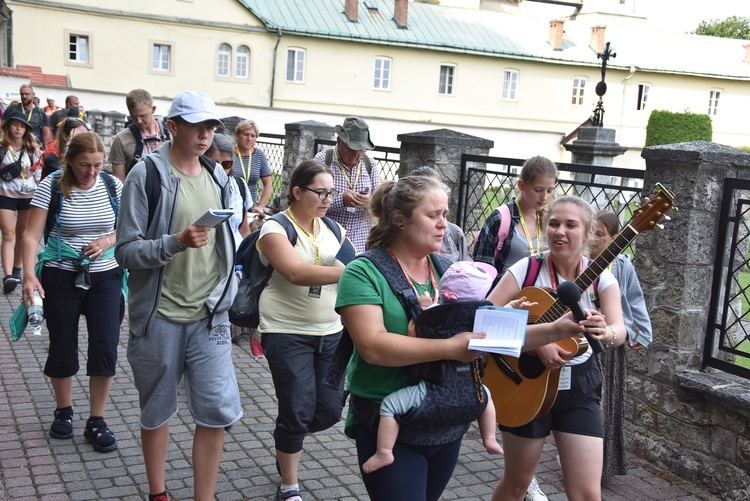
[232,147,271,206]
[31,174,122,273]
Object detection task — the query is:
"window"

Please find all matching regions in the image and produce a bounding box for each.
[637,83,650,111]
[571,77,587,106]
[64,30,92,67]
[374,57,391,90]
[69,35,88,63]
[236,45,250,79]
[217,43,231,77]
[286,48,305,83]
[708,89,721,116]
[439,64,456,95]
[502,69,519,100]
[152,43,172,73]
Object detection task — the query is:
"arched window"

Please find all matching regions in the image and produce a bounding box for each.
[236,45,250,79]
[217,43,231,77]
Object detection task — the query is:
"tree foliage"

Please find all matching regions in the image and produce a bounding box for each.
[693,16,750,40]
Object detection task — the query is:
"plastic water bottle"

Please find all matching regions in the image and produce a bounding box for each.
[28,291,44,336]
[235,265,244,280]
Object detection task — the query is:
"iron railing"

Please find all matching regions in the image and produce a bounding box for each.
[457,154,646,251]
[705,177,750,379]
[257,133,285,202]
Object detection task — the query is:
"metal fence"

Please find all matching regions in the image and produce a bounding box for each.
[314,139,401,181]
[705,177,750,379]
[457,154,646,251]
[257,133,285,203]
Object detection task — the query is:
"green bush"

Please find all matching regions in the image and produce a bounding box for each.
[645,110,713,147]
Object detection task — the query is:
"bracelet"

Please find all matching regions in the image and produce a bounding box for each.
[176,235,187,251]
[607,325,617,347]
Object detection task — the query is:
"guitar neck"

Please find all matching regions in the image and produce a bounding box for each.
[537,224,638,324]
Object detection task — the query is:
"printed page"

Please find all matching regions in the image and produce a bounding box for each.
[469,306,528,357]
[192,208,235,228]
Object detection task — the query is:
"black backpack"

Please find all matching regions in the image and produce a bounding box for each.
[228,213,342,328]
[126,120,171,175]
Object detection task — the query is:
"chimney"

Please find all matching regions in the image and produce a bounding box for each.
[745,44,750,64]
[548,20,564,51]
[394,0,408,28]
[590,26,606,53]
[345,0,358,22]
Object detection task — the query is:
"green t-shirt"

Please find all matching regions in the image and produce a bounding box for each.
[157,164,220,322]
[335,255,439,437]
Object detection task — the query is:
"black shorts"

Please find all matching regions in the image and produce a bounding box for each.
[0,195,32,211]
[499,357,603,439]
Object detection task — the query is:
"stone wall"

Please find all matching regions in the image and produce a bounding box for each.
[631,141,750,499]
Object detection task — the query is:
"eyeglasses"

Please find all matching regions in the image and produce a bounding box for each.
[220,160,234,170]
[301,186,339,200]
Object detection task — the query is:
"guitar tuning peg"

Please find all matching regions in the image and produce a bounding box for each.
[671,207,679,213]
[663,215,671,222]
[644,197,651,204]
[657,224,664,230]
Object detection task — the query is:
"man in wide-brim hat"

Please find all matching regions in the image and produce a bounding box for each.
[315,116,380,254]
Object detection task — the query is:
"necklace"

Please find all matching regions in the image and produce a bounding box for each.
[386,246,438,305]
[515,198,542,255]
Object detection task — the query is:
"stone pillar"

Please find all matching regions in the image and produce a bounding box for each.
[396,128,493,229]
[631,141,750,497]
[564,126,628,209]
[283,120,335,208]
[87,109,127,173]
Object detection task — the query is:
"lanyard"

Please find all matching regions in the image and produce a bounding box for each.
[235,146,252,183]
[25,108,34,122]
[387,246,438,305]
[286,208,320,265]
[333,147,361,190]
[515,198,541,255]
[548,257,583,290]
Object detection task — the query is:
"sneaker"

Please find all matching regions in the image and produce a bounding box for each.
[251,337,264,357]
[83,417,118,452]
[525,476,548,501]
[3,275,19,294]
[274,486,302,501]
[149,495,170,501]
[49,408,74,439]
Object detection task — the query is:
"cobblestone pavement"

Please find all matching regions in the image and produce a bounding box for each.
[1,291,722,500]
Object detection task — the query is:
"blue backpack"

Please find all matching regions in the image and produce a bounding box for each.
[229,213,342,328]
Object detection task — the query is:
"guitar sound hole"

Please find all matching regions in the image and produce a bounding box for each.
[518,354,546,379]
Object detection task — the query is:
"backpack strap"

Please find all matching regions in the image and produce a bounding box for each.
[44,170,64,244]
[325,147,334,167]
[522,255,544,289]
[320,215,343,242]
[129,123,145,169]
[495,203,512,259]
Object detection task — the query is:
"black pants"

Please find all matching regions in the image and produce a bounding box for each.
[262,331,343,453]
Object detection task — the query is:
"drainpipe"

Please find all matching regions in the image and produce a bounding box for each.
[270,28,282,108]
[618,65,636,141]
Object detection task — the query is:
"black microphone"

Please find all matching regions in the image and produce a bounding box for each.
[556,280,605,354]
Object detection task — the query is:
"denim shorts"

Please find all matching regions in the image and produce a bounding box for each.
[127,317,243,430]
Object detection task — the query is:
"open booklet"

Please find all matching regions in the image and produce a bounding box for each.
[468,306,529,357]
[192,208,235,228]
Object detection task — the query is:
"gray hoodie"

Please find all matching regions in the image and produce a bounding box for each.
[115,141,238,337]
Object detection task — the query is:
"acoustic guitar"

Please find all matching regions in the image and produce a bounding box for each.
[483,183,675,428]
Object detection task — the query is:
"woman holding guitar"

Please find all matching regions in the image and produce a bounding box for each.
[487,196,626,501]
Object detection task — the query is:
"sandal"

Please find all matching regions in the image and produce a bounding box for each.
[49,407,74,439]
[84,417,118,452]
[273,486,302,501]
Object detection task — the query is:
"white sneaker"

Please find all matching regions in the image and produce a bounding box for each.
[524,476,549,501]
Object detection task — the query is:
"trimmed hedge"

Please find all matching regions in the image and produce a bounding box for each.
[645,110,713,147]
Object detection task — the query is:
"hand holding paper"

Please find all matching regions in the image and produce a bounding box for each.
[192,208,234,228]
[469,306,528,357]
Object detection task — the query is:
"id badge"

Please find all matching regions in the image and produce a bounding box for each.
[308,285,322,298]
[558,366,572,391]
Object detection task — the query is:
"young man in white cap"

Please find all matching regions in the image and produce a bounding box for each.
[43,96,59,119]
[314,116,380,254]
[115,90,241,501]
